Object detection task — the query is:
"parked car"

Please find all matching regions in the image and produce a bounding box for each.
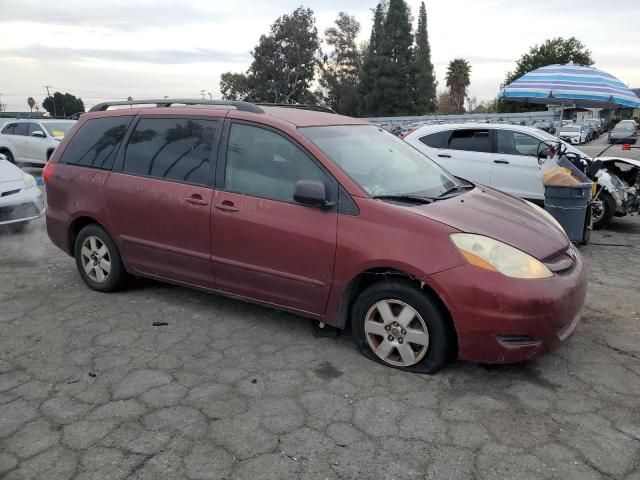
[558,124,589,144]
[0,119,76,165]
[608,123,638,144]
[585,119,603,137]
[0,153,44,232]
[533,120,554,134]
[44,99,587,373]
[403,123,640,229]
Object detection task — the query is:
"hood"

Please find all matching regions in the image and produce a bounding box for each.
[0,158,23,183]
[596,156,640,169]
[403,187,569,260]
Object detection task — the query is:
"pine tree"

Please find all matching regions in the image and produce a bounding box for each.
[359,1,386,116]
[413,2,436,113]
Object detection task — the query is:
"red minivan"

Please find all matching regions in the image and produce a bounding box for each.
[45,99,587,373]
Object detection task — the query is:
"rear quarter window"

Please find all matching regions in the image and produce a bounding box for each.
[419,130,450,148]
[59,116,133,170]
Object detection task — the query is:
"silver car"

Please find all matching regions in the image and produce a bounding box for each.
[0,119,76,165]
[0,153,44,232]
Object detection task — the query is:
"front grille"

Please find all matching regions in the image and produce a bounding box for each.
[1,189,21,197]
[0,203,39,222]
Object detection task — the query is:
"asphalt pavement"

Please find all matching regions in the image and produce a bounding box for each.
[0,186,639,479]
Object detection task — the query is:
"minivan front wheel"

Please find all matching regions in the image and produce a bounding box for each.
[352,280,452,373]
[74,224,127,292]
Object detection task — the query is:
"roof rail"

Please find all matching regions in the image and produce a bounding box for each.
[88,98,264,114]
[255,103,337,114]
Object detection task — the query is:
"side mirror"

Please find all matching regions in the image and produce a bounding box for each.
[293,180,331,209]
[31,130,45,138]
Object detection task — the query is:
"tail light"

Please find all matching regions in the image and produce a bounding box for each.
[42,161,57,183]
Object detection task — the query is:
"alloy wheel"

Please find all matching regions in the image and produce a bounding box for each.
[364,299,429,367]
[80,236,111,283]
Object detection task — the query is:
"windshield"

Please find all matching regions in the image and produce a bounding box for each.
[44,122,74,138]
[300,125,459,198]
[561,127,579,133]
[614,125,634,132]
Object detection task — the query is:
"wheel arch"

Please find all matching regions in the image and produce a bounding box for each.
[338,267,459,358]
[68,216,109,257]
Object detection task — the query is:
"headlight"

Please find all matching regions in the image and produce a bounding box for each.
[524,200,566,236]
[22,172,36,189]
[450,233,553,279]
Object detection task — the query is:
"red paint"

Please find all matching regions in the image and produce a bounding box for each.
[46,105,587,364]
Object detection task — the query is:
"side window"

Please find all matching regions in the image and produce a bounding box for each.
[495,130,540,157]
[2,124,15,135]
[419,130,450,149]
[447,129,490,153]
[225,123,327,203]
[13,123,28,136]
[123,117,216,185]
[60,116,133,170]
[28,123,41,136]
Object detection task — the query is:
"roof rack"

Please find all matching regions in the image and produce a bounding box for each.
[88,98,264,114]
[255,103,337,114]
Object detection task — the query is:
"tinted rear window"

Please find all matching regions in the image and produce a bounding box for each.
[122,117,217,185]
[448,130,490,153]
[60,116,133,169]
[13,123,28,136]
[419,130,450,148]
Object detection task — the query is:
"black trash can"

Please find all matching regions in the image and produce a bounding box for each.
[544,185,592,243]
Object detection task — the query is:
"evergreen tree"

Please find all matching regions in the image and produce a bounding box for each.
[413,2,436,113]
[359,1,386,116]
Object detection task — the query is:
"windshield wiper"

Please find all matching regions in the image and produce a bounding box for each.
[372,194,435,204]
[437,184,474,198]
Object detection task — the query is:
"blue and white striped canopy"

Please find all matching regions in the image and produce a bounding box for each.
[498,64,640,109]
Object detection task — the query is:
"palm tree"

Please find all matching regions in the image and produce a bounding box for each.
[27,97,35,112]
[445,59,471,114]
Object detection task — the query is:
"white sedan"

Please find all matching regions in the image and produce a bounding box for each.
[0,153,44,232]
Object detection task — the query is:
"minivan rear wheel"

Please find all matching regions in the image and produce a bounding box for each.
[352,280,452,373]
[74,224,127,292]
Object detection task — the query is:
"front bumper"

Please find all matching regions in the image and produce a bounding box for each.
[0,184,44,225]
[561,136,581,144]
[427,250,588,364]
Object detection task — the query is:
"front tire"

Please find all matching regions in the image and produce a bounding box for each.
[74,224,128,292]
[1,150,15,164]
[352,280,453,373]
[592,190,615,230]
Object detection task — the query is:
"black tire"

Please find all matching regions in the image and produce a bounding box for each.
[8,222,27,233]
[351,280,453,374]
[592,190,615,230]
[0,149,15,164]
[74,224,128,292]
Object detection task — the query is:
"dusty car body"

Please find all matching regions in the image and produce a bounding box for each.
[0,153,44,231]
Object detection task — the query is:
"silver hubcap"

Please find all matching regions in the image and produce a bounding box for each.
[592,199,605,222]
[364,300,429,367]
[80,236,111,283]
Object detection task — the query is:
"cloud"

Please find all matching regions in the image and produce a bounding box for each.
[1,45,250,65]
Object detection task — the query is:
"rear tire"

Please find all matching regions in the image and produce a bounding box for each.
[74,224,128,292]
[9,222,27,233]
[0,150,15,164]
[352,280,453,374]
[592,190,615,230]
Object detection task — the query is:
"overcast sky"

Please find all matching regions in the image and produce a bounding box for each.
[1,0,639,111]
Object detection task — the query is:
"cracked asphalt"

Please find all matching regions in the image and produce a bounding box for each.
[1,210,639,479]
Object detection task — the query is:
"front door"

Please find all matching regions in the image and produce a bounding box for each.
[211,122,338,315]
[104,116,220,289]
[491,129,544,201]
[24,123,49,162]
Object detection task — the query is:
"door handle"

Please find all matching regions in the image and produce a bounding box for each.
[438,154,452,158]
[185,194,209,206]
[493,160,510,164]
[215,200,239,212]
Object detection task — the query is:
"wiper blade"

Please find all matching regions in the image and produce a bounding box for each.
[437,184,474,198]
[372,194,434,204]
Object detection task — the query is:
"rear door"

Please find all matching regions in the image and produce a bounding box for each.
[104,115,221,289]
[437,128,492,185]
[211,121,338,315]
[491,129,544,200]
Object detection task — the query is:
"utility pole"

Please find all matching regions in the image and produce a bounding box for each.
[207,92,212,100]
[43,85,57,117]
[200,90,206,100]
[0,93,3,112]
